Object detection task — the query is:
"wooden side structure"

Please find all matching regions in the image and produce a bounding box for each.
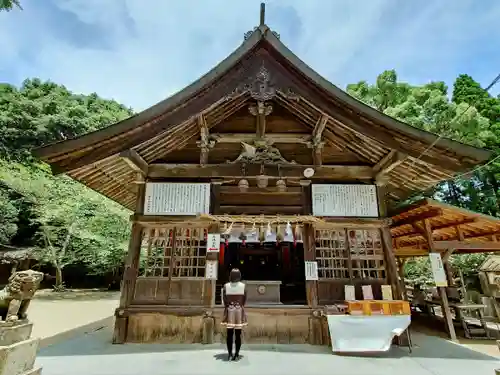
[391,199,500,341]
[34,4,491,346]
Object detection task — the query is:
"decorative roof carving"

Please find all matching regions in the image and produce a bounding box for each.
[249,101,273,117]
[227,140,296,165]
[224,64,278,102]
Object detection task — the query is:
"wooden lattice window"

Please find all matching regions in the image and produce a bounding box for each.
[315,229,349,279]
[140,226,207,278]
[348,229,385,279]
[315,228,386,280]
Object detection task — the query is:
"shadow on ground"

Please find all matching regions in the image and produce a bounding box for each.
[38,325,498,362]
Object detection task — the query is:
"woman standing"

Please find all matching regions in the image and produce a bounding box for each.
[221,268,247,361]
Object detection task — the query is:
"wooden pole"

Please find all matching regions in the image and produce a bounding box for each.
[165,228,178,305]
[113,183,146,344]
[376,178,404,300]
[421,219,457,342]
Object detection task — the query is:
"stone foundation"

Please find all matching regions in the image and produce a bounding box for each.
[0,322,42,375]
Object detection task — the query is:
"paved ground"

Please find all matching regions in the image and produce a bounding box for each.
[29,290,119,341]
[37,326,500,375]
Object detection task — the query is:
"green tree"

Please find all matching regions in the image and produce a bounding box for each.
[347,70,498,281]
[0,160,130,287]
[0,0,21,11]
[0,79,132,162]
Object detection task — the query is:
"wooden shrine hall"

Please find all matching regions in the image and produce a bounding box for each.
[34,4,492,349]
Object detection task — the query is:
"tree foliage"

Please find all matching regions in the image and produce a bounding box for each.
[0,79,132,287]
[348,70,500,282]
[0,0,21,11]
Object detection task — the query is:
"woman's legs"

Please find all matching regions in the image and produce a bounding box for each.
[234,329,242,357]
[226,328,235,356]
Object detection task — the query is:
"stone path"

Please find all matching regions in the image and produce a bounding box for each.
[37,326,500,375]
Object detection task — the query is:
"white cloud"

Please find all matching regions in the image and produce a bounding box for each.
[1,0,499,110]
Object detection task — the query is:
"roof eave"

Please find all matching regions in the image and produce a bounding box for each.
[33,27,269,162]
[262,32,492,164]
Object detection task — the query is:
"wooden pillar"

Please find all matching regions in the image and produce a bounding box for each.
[421,219,457,342]
[375,177,403,300]
[398,257,407,300]
[304,223,318,307]
[300,180,317,307]
[205,180,223,307]
[113,182,146,344]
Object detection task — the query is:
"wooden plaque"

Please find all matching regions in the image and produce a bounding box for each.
[311,184,378,217]
[143,183,210,215]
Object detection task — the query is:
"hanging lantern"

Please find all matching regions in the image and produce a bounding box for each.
[285,221,292,236]
[276,179,287,192]
[238,179,249,192]
[256,174,269,188]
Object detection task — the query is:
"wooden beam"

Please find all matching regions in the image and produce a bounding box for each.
[373,150,406,180]
[119,149,148,175]
[147,163,374,180]
[196,114,214,165]
[434,241,500,251]
[219,205,302,215]
[391,208,443,228]
[212,133,311,144]
[221,186,301,194]
[312,115,328,144]
[307,115,328,166]
[249,102,273,139]
[392,217,478,238]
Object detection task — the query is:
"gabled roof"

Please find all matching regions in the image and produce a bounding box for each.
[33,6,492,209]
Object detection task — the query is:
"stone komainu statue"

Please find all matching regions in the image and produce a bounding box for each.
[0,270,44,322]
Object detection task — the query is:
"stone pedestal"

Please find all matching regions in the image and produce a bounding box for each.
[0,322,42,375]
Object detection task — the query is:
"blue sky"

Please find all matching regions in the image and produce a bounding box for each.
[1,0,499,111]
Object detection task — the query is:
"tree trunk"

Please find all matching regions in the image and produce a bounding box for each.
[55,265,64,287]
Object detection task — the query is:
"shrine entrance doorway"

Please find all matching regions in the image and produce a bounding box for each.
[221,242,306,305]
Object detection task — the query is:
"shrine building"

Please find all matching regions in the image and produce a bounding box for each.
[34,4,491,346]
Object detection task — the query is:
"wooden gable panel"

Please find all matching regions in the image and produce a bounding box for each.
[211,106,255,133]
[273,143,313,165]
[266,103,311,134]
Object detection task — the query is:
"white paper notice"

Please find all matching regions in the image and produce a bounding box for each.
[362,285,374,300]
[305,261,319,281]
[344,285,356,301]
[429,252,448,287]
[206,234,220,252]
[205,260,218,280]
[143,182,211,215]
[381,285,393,301]
[311,184,378,217]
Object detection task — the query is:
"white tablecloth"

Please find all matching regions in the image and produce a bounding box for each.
[326,315,411,352]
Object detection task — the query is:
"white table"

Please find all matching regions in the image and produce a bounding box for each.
[326,315,411,352]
